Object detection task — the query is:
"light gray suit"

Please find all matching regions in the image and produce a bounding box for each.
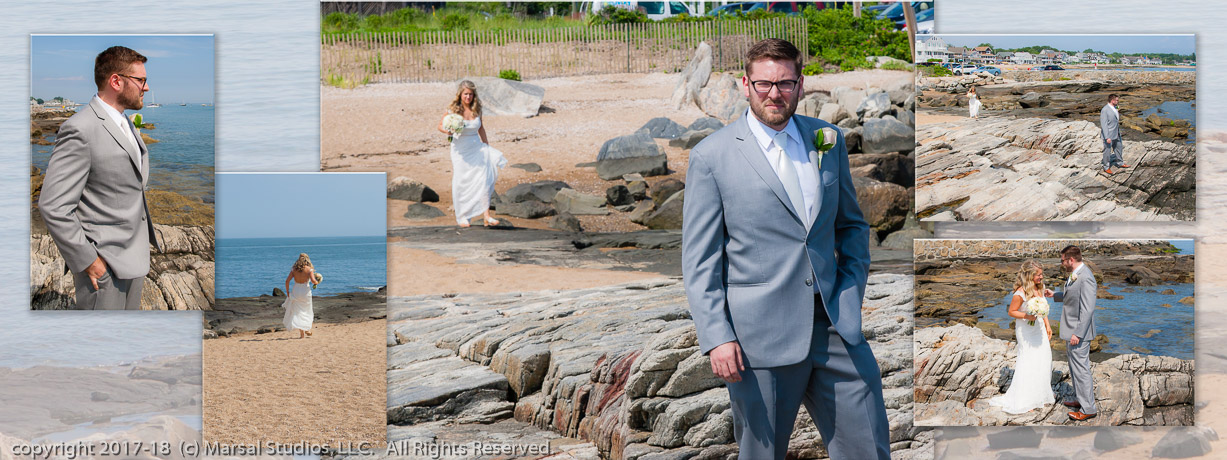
[1054,262,1097,414]
[38,98,159,310]
[1099,103,1125,171]
[682,114,888,459]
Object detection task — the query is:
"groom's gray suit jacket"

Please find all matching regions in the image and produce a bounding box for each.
[1100,104,1121,142]
[39,98,159,281]
[682,113,871,368]
[1055,263,1097,340]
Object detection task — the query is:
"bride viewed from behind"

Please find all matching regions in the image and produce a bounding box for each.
[988,260,1055,414]
[282,253,320,339]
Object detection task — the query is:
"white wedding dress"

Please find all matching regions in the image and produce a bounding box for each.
[987,290,1054,414]
[968,93,981,118]
[282,279,313,332]
[450,116,506,225]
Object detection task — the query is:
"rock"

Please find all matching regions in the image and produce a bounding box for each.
[510,163,543,173]
[650,179,686,206]
[818,102,850,125]
[898,108,915,128]
[628,181,650,201]
[607,185,633,206]
[861,118,915,154]
[629,199,657,225]
[857,92,893,120]
[387,177,440,202]
[841,126,863,154]
[641,117,686,139]
[272,288,285,297]
[1125,266,1162,286]
[881,224,931,250]
[597,154,669,181]
[467,76,545,118]
[1178,296,1194,304]
[598,131,662,161]
[504,180,572,204]
[1151,427,1216,458]
[1161,288,1176,295]
[671,42,713,110]
[1093,428,1143,452]
[1018,92,1051,108]
[644,191,684,230]
[256,325,281,334]
[554,188,610,215]
[698,73,748,122]
[657,351,723,398]
[987,427,1043,449]
[832,86,867,118]
[687,117,724,132]
[853,177,910,234]
[497,200,556,219]
[647,388,729,448]
[848,152,914,187]
[668,128,717,149]
[549,213,583,232]
[404,203,446,220]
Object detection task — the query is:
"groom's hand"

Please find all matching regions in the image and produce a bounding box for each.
[1070,335,1081,346]
[710,341,745,383]
[85,256,108,290]
[1043,289,1054,297]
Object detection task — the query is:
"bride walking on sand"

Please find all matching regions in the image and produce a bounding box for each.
[282,253,321,339]
[439,80,507,228]
[988,260,1055,414]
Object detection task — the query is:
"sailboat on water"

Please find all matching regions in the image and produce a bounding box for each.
[146,92,161,108]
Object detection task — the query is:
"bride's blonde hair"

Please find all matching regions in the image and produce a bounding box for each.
[292,253,313,272]
[448,80,482,116]
[1013,260,1045,300]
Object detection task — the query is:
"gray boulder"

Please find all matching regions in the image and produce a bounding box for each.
[671,42,713,110]
[503,180,571,203]
[640,117,686,139]
[549,212,583,232]
[466,77,545,118]
[496,200,556,219]
[818,102,850,125]
[856,92,893,120]
[1152,427,1217,458]
[1019,91,1051,108]
[510,163,542,173]
[597,154,669,180]
[388,177,439,202]
[404,203,446,220]
[598,131,661,161]
[644,191,684,230]
[861,118,915,154]
[668,128,716,149]
[832,86,867,118]
[687,117,724,132]
[554,188,610,215]
[650,179,686,206]
[607,185,633,206]
[698,73,749,122]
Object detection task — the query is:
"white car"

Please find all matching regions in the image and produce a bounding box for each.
[590,1,697,21]
[952,65,979,75]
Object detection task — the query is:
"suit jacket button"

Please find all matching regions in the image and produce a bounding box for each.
[805,278,813,286]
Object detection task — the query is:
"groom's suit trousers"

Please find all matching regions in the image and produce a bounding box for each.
[725,298,890,460]
[1066,340,1098,414]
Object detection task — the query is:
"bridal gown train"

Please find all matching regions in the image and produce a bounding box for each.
[987,290,1054,414]
[450,116,506,225]
[282,280,313,332]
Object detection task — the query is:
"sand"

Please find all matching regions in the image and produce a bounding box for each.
[202,320,386,447]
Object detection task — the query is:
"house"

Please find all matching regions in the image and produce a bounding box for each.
[917,36,949,63]
[997,51,1014,63]
[1012,52,1036,65]
[947,46,968,64]
[972,45,996,64]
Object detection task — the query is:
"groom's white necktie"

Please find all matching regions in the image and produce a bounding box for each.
[772,131,806,221]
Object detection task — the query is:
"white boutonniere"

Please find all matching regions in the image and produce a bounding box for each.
[1068,273,1078,283]
[812,127,837,169]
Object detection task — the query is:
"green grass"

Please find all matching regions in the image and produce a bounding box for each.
[325,74,370,89]
[498,69,521,81]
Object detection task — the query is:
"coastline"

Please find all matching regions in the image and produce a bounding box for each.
[204,289,387,337]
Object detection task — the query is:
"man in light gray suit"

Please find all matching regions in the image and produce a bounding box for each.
[1045,245,1098,421]
[39,46,160,310]
[681,39,889,459]
[1099,93,1130,174]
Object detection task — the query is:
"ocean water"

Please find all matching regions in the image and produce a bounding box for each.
[0,313,202,368]
[216,236,387,298]
[982,282,1195,360]
[32,104,215,202]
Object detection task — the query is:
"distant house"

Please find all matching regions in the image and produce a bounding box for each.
[947,46,968,64]
[972,46,996,64]
[1075,52,1107,64]
[917,36,949,63]
[1012,52,1036,65]
[997,51,1014,62]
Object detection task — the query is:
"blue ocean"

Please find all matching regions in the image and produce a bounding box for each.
[0,312,201,368]
[31,104,215,203]
[216,236,386,299]
[983,282,1195,360]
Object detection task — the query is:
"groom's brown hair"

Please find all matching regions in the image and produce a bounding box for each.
[1060,245,1083,261]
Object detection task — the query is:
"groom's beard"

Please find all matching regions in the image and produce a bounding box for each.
[749,92,799,127]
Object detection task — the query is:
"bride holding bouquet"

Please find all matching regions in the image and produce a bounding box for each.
[987,260,1055,414]
[438,80,506,228]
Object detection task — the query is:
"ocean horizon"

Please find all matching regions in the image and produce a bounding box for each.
[216,235,386,299]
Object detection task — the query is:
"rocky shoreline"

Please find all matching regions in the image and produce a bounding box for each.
[204,290,387,338]
[914,324,1194,426]
[385,274,930,459]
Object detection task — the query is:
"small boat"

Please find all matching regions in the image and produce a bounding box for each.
[146,92,161,108]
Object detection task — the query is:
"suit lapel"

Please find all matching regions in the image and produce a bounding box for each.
[733,117,803,227]
[91,99,144,183]
[799,117,825,233]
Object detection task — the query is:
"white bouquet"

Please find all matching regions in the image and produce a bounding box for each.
[312,272,323,289]
[1024,296,1049,326]
[442,114,465,142]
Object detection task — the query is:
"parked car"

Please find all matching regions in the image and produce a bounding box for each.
[590,1,695,21]
[976,66,1002,76]
[877,1,932,24]
[1040,64,1065,71]
[707,2,755,16]
[895,6,933,28]
[745,2,817,16]
[952,64,979,75]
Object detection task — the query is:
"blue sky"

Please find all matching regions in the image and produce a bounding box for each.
[927,35,1196,55]
[31,35,214,103]
[216,173,387,239]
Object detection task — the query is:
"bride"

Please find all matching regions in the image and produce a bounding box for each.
[987,260,1055,414]
[438,80,506,228]
[968,86,981,118]
[282,253,320,339]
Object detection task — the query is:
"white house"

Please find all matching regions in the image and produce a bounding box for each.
[917,36,949,63]
[1012,52,1036,65]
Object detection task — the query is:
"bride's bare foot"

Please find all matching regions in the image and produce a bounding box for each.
[459,222,471,228]
[306,330,312,337]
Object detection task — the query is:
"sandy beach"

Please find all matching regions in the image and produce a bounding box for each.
[202,319,386,447]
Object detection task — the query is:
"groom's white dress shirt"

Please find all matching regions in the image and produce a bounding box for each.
[746,109,817,224]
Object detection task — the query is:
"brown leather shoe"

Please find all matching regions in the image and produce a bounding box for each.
[1068,411,1097,421]
[1063,401,1082,409]
[1103,168,1115,175]
[1117,163,1131,168]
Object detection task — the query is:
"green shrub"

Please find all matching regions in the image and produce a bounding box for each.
[802,61,825,76]
[880,60,910,71]
[326,74,367,89]
[803,5,910,72]
[498,69,522,81]
[919,65,952,77]
[586,5,649,25]
[441,13,470,30]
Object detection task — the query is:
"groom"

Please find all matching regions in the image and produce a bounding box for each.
[1099,94,1130,175]
[682,39,889,459]
[1045,245,1098,421]
[39,46,159,309]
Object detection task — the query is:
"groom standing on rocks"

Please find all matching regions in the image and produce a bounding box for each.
[1046,245,1099,421]
[1100,94,1131,175]
[39,46,160,309]
[682,38,889,459]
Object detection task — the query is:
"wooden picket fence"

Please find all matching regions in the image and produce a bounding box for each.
[321,17,808,84]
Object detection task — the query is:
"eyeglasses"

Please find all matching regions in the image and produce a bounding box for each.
[117,74,148,86]
[749,79,799,94]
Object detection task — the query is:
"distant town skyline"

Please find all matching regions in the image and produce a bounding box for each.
[926,35,1195,56]
[31,35,214,104]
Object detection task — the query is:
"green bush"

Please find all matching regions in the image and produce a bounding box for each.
[498,69,522,81]
[441,13,470,30]
[802,61,825,76]
[880,60,910,71]
[802,5,910,72]
[586,5,649,25]
[919,65,952,77]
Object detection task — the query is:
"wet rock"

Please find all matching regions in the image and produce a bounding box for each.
[1178,296,1194,304]
[388,177,440,202]
[1125,266,1162,286]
